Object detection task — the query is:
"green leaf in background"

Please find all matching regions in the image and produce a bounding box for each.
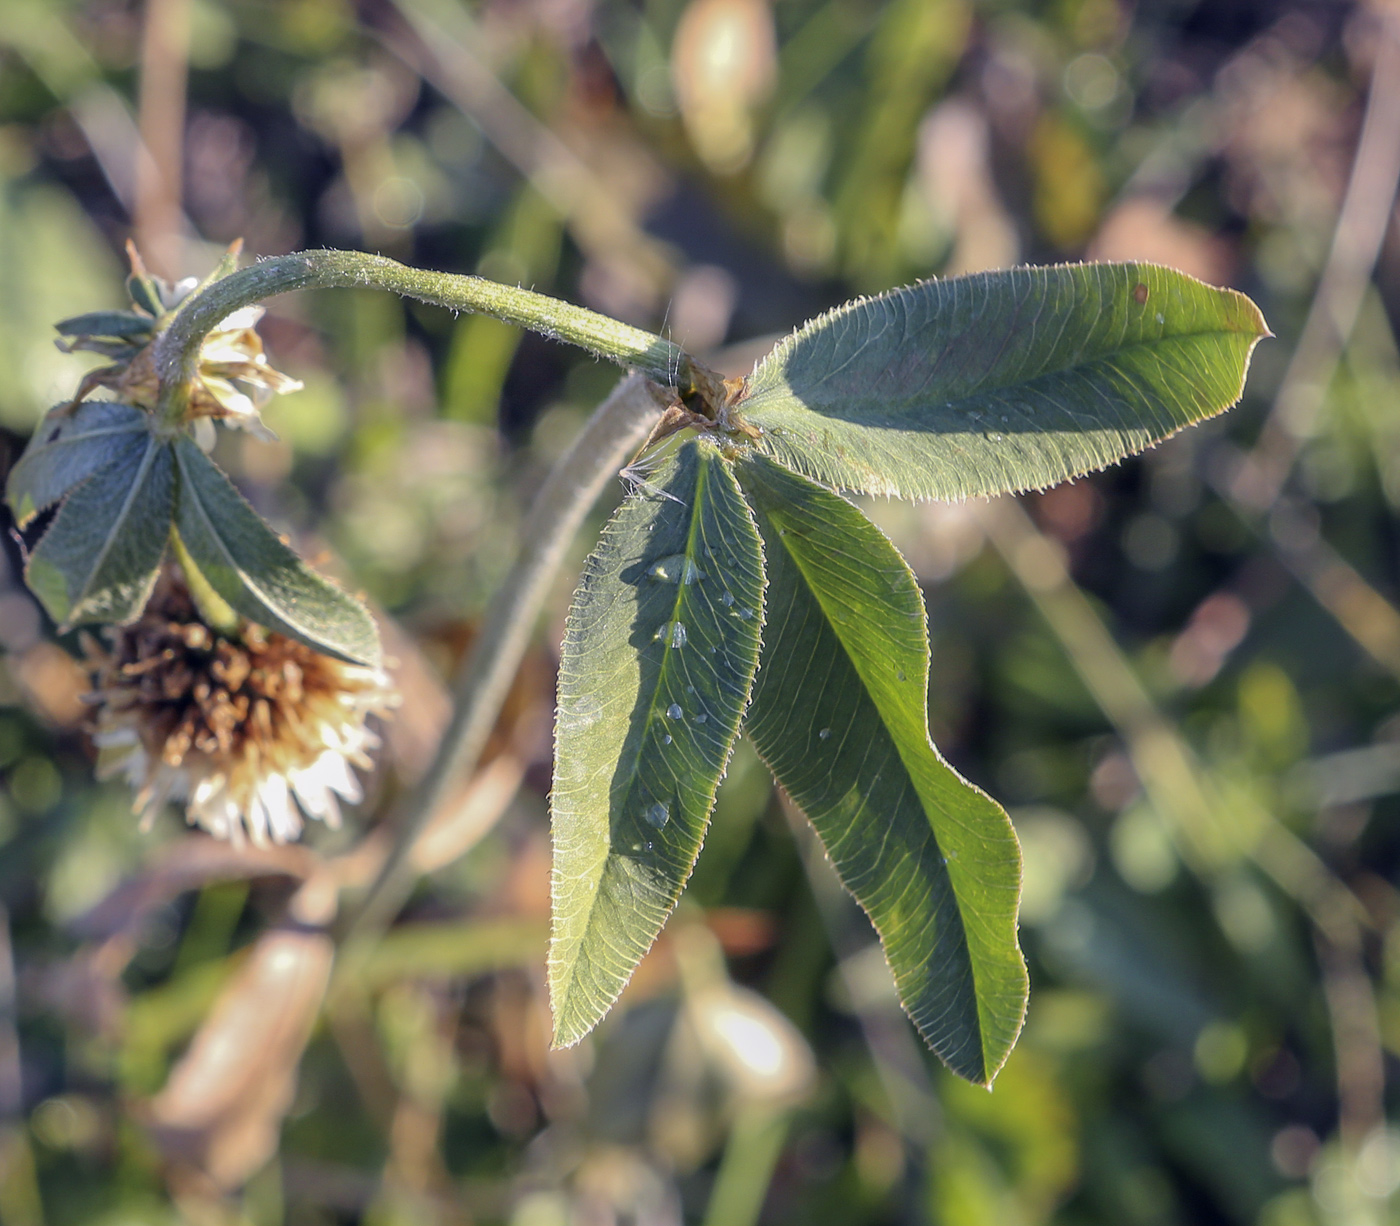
[171,437,381,667]
[550,437,765,1047]
[7,401,152,527]
[24,432,174,627]
[0,178,124,430]
[737,262,1268,500]
[734,452,1026,1085]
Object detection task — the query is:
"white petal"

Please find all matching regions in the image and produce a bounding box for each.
[257,774,302,844]
[288,765,333,822]
[93,726,140,749]
[319,790,343,830]
[313,750,362,804]
[189,779,239,843]
[138,766,187,831]
[237,416,280,443]
[215,305,265,330]
[290,771,343,830]
[203,379,257,418]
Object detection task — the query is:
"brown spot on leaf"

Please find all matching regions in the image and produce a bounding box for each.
[1133,282,1149,305]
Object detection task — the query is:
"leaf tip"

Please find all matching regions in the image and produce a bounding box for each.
[546,985,596,1051]
[9,496,37,530]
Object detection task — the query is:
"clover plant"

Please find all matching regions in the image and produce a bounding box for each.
[5,248,1267,1085]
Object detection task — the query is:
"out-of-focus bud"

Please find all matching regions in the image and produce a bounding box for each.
[672,0,777,173]
[674,924,815,1107]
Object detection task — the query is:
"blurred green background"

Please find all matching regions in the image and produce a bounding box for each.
[2,0,1400,1222]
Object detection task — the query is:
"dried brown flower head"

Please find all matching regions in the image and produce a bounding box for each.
[85,574,396,846]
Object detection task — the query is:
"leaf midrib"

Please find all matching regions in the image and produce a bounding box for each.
[31,422,148,450]
[745,261,1262,425]
[748,323,1254,426]
[10,421,151,523]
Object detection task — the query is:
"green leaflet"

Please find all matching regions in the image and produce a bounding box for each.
[172,438,381,667]
[53,311,154,340]
[25,431,174,627]
[734,452,1026,1085]
[550,437,765,1047]
[6,401,152,528]
[738,262,1268,500]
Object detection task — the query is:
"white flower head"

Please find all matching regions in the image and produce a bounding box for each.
[57,241,302,443]
[85,575,397,847]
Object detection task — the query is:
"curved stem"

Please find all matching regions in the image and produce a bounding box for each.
[336,372,669,960]
[153,249,722,424]
[168,526,240,636]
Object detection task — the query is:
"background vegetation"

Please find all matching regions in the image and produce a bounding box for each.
[0,0,1398,1223]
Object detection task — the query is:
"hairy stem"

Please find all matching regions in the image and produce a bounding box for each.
[168,526,240,637]
[153,249,721,424]
[336,372,669,958]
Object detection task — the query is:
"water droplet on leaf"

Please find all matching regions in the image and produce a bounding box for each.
[667,703,682,719]
[645,802,670,830]
[654,621,688,647]
[818,728,831,740]
[647,554,703,584]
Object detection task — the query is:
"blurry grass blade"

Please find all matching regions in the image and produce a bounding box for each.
[550,437,765,1047]
[738,262,1268,500]
[172,438,381,666]
[358,918,546,990]
[735,452,1025,1084]
[25,432,173,627]
[7,400,152,527]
